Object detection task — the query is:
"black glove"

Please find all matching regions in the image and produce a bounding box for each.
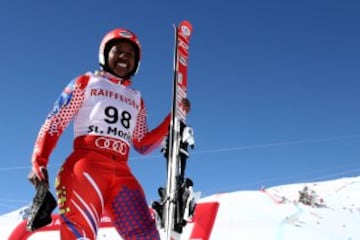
[26,169,57,231]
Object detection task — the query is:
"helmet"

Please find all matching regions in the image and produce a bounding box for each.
[99,28,141,78]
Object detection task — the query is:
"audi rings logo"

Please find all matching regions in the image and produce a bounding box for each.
[95,137,128,155]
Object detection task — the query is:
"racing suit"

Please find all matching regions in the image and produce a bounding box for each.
[31,71,169,239]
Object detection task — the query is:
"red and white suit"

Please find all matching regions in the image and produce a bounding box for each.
[31,71,170,239]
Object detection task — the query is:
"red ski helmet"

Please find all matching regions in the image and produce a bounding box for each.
[99,28,141,78]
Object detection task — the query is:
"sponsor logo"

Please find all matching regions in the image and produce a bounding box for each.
[48,80,75,119]
[181,25,191,37]
[95,137,128,155]
[119,31,133,38]
[179,55,188,66]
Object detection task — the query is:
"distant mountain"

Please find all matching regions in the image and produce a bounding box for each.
[1,176,360,239]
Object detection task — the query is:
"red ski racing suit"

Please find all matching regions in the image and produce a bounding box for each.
[31,71,170,239]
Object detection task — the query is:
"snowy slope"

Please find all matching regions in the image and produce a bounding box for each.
[188,177,360,240]
[1,176,360,239]
[0,206,30,239]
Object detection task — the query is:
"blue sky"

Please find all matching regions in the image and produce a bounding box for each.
[0,0,359,215]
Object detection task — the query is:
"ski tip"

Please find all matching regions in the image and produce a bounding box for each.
[179,20,192,28]
[178,20,193,36]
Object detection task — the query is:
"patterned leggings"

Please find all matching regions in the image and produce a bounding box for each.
[55,149,160,240]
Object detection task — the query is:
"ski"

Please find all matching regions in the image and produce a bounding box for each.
[165,20,193,240]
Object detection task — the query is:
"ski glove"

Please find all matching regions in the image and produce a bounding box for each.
[27,184,57,230]
[182,98,191,114]
[27,168,57,231]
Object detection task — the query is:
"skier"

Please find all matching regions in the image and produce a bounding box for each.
[27,28,190,240]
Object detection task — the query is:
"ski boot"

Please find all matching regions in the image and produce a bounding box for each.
[151,186,168,228]
[158,186,166,200]
[151,200,164,228]
[179,178,197,221]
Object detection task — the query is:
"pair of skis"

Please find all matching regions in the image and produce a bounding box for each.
[156,20,199,240]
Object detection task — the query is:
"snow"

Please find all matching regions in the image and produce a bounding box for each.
[1,176,360,239]
[0,206,30,239]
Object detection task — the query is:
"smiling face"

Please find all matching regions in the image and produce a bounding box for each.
[106,40,137,79]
